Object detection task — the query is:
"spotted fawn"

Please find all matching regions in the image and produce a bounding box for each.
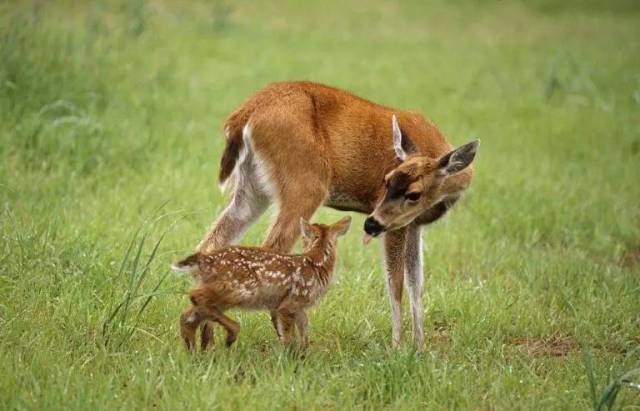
[173,216,351,350]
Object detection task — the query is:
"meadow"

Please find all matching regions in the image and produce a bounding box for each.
[1,1,639,409]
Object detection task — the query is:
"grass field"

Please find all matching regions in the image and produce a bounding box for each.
[1,1,640,409]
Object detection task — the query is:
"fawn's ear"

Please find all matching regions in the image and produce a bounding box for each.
[331,216,352,237]
[437,140,479,177]
[300,217,317,239]
[171,254,199,273]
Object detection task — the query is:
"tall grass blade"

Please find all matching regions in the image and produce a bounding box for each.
[102,227,141,343]
[120,232,148,324]
[582,347,599,410]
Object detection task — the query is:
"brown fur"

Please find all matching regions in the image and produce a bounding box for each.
[218,81,469,208]
[179,217,351,350]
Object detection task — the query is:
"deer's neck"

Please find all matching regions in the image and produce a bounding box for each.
[304,240,337,285]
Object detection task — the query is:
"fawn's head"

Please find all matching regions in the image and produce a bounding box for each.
[300,216,352,252]
[364,115,478,241]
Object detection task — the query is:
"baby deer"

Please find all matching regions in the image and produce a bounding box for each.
[173,216,351,350]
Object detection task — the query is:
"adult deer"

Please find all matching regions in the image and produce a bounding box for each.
[197,81,478,349]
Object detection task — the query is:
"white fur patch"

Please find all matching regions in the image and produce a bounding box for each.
[243,126,277,205]
[391,114,407,161]
[218,124,250,194]
[170,263,198,273]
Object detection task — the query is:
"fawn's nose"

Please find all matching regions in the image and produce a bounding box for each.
[364,217,385,236]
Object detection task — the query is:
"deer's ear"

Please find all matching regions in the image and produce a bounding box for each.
[300,218,316,239]
[438,140,479,176]
[392,115,415,161]
[332,216,352,237]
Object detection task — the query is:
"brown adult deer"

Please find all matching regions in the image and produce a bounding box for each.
[197,81,478,349]
[175,217,351,350]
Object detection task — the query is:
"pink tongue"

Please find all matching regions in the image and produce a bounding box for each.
[363,233,373,245]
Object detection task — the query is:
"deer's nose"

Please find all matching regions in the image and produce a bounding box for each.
[364,217,385,236]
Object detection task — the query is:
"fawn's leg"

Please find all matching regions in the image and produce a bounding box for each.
[295,311,309,347]
[270,311,280,338]
[276,309,297,346]
[383,228,407,349]
[180,307,202,351]
[206,307,240,347]
[404,223,425,351]
[197,151,270,253]
[190,289,240,347]
[200,322,214,351]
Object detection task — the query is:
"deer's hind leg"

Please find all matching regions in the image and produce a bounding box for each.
[262,190,326,251]
[197,134,271,253]
[247,113,330,253]
[261,163,329,253]
[262,169,327,337]
[263,183,326,336]
[239,114,330,334]
[262,165,329,339]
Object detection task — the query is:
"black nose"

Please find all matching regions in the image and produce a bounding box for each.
[364,217,384,236]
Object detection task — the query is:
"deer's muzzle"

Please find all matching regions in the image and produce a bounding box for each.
[364,217,385,237]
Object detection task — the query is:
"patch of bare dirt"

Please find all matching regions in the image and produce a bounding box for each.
[621,248,640,270]
[511,333,576,357]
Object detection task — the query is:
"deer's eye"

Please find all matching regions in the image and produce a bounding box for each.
[404,191,421,202]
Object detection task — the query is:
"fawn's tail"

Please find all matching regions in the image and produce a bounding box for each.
[170,253,199,273]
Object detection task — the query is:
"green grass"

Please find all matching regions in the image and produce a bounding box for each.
[1,0,640,409]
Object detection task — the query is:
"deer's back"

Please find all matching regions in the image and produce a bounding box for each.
[196,246,326,309]
[226,81,454,209]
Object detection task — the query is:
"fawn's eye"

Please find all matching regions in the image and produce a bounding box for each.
[404,191,421,202]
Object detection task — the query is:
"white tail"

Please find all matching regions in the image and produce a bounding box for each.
[170,254,199,274]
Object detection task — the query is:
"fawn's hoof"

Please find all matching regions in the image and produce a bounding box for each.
[200,323,214,351]
[225,335,237,347]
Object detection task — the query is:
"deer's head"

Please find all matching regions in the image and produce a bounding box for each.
[300,216,352,252]
[363,115,478,241]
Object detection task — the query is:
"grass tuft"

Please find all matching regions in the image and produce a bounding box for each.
[583,347,640,411]
[101,205,180,350]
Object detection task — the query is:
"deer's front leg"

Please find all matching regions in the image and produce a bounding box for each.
[404,223,425,350]
[383,228,406,349]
